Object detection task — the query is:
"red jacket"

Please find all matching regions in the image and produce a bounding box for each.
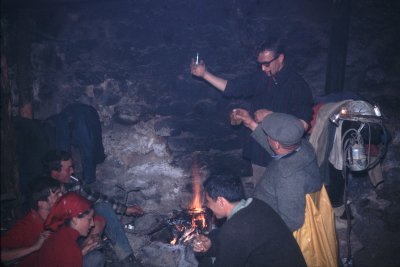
[1,209,44,267]
[36,226,82,267]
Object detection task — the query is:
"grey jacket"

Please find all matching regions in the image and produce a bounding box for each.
[252,126,322,231]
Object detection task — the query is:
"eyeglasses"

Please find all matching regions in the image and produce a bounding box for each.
[257,56,279,68]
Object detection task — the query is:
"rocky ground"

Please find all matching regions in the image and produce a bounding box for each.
[2,0,400,266]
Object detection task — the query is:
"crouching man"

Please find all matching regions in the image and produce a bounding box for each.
[1,176,62,267]
[42,150,144,266]
[193,175,306,267]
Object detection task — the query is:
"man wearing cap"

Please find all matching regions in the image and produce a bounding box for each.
[234,110,322,231]
[190,35,313,189]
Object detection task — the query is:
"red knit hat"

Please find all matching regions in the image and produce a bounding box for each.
[45,192,91,231]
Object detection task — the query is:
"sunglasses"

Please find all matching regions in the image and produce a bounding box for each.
[257,56,279,68]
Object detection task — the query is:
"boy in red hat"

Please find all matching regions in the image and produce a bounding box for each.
[36,192,103,267]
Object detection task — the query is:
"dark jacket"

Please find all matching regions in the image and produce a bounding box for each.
[48,103,105,183]
[223,65,313,167]
[207,198,307,267]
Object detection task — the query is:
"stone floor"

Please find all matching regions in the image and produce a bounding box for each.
[97,168,400,267]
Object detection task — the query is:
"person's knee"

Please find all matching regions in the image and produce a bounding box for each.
[83,250,105,267]
[93,201,113,212]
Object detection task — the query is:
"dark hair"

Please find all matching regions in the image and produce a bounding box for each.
[77,209,92,219]
[280,142,301,151]
[28,176,61,209]
[257,35,286,58]
[203,175,245,202]
[42,150,72,174]
[65,209,92,226]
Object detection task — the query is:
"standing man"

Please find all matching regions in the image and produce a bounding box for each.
[1,176,62,267]
[193,175,306,267]
[42,150,144,267]
[234,111,322,231]
[190,36,313,188]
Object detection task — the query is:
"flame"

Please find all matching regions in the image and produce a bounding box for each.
[190,159,202,212]
[189,159,206,229]
[170,237,177,245]
[170,158,208,246]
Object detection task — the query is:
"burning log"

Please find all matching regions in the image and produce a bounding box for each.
[149,158,211,246]
[148,208,209,245]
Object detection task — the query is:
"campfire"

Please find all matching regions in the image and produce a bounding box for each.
[170,160,208,245]
[149,159,209,246]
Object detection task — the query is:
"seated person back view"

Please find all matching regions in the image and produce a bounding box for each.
[235,111,338,266]
[234,110,322,231]
[193,175,306,267]
[1,176,62,267]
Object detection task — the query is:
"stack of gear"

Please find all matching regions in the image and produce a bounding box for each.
[309,100,387,187]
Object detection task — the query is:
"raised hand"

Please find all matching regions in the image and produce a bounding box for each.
[190,59,206,78]
[192,234,211,253]
[81,234,101,255]
[232,108,258,131]
[33,231,51,251]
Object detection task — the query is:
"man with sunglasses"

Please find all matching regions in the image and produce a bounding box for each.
[190,35,313,190]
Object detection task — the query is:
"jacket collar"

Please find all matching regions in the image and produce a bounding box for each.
[277,140,316,178]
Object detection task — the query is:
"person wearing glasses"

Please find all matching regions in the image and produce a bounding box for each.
[190,35,313,190]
